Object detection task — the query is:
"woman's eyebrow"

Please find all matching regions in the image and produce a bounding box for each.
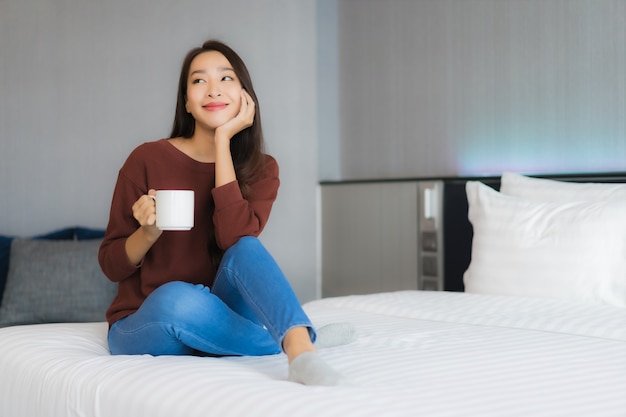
[190,67,235,76]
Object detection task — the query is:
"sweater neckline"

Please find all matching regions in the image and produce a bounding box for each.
[158,139,216,171]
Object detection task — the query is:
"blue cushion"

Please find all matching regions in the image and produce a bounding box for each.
[75,227,106,240]
[34,227,76,240]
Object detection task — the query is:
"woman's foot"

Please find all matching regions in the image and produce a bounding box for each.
[288,352,346,386]
[283,327,347,386]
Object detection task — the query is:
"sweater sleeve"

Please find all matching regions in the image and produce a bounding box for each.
[211,155,280,249]
[98,158,146,283]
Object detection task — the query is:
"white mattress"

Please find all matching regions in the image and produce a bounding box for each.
[1,291,625,417]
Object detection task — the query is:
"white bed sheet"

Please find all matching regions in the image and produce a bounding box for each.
[1,291,625,417]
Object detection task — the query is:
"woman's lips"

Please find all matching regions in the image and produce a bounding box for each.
[204,102,228,111]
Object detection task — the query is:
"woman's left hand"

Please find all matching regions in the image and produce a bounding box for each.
[215,89,255,142]
[213,89,255,186]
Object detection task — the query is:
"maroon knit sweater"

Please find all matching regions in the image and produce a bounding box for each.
[98,139,279,327]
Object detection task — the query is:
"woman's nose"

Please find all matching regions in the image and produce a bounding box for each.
[206,81,221,97]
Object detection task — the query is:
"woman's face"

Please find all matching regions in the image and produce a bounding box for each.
[185,51,243,131]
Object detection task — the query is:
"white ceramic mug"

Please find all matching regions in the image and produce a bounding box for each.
[150,190,194,231]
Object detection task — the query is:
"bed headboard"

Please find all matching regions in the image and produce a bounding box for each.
[442,172,626,292]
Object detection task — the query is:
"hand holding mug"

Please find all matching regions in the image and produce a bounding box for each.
[132,189,159,229]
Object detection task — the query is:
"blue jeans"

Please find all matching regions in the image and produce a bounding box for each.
[108,236,315,356]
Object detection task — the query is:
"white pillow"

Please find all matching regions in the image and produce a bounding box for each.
[500,172,626,202]
[463,181,626,307]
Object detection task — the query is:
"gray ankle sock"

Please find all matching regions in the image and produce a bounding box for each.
[288,352,346,386]
[315,323,357,349]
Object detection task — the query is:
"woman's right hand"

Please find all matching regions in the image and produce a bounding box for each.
[125,189,162,266]
[132,189,161,238]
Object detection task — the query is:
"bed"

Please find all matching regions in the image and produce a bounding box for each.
[1,172,625,417]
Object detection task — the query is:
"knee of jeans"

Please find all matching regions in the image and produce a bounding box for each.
[154,280,195,297]
[148,281,209,319]
[222,236,264,263]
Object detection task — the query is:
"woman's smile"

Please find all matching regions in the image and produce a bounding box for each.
[204,102,228,111]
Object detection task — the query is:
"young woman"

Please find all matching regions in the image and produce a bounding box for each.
[98,40,352,386]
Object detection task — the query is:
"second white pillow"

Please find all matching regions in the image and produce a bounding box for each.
[464,181,626,307]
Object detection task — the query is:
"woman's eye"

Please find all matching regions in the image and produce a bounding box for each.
[192,79,205,84]
[222,75,234,81]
